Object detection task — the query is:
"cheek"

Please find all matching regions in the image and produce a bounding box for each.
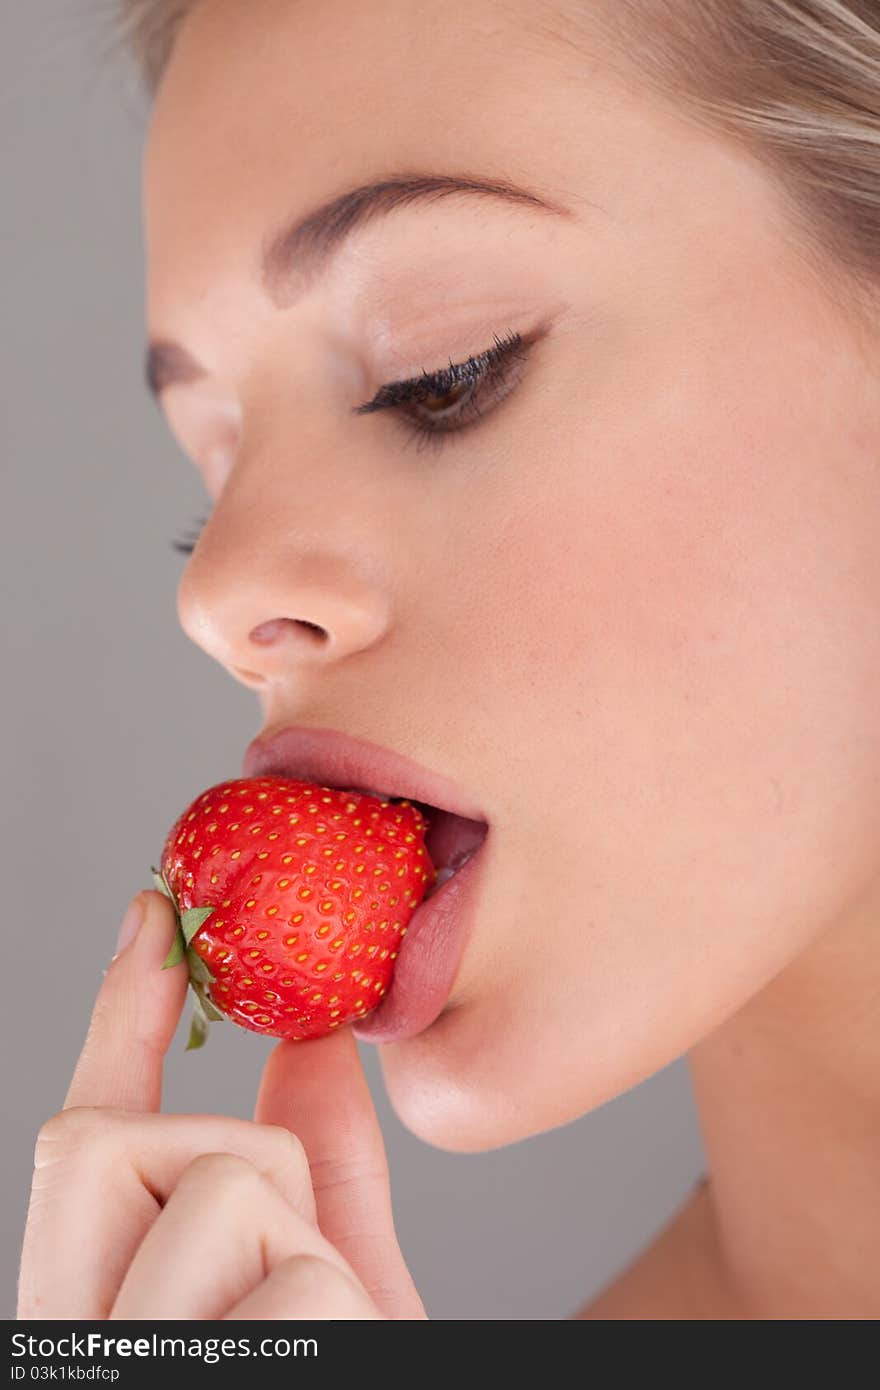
[379,288,880,1152]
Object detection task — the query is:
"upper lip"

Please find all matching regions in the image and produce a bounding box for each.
[242,724,488,824]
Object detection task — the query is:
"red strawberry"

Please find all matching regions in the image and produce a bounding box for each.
[152,775,436,1049]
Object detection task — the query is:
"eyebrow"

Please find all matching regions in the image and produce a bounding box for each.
[144,171,574,400]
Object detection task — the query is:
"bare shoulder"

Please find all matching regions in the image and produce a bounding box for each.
[569,1180,738,1321]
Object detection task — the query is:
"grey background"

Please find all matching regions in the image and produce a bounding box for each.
[2,2,705,1320]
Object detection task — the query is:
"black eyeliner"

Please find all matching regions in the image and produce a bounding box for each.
[171,326,535,553]
[351,329,524,415]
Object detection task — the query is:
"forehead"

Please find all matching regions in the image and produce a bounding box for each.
[142,0,612,301]
[142,0,777,361]
[145,0,563,206]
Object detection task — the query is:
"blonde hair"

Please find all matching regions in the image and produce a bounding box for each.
[113,0,197,95]
[114,0,880,296]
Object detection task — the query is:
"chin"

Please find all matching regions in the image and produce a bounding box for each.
[371,983,702,1153]
[372,1002,610,1153]
[379,1050,526,1153]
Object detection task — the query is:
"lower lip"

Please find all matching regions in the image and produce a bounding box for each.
[352,835,488,1044]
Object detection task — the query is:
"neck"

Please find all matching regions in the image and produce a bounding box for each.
[689,876,880,1319]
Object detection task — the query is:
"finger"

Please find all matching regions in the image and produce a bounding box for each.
[18,1110,318,1320]
[64,889,188,1113]
[111,1153,357,1320]
[225,1254,383,1320]
[254,1026,426,1319]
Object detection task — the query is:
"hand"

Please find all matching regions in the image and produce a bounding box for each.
[17,889,427,1320]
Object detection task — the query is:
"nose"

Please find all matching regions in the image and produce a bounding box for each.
[175,497,392,690]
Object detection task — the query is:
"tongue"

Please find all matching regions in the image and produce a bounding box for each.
[422,809,488,871]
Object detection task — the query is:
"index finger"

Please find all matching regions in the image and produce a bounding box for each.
[64,890,189,1112]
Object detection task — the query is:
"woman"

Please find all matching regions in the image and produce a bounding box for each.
[17,0,880,1318]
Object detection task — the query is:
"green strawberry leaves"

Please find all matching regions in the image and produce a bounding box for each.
[185,979,226,1050]
[151,864,224,1050]
[153,868,216,961]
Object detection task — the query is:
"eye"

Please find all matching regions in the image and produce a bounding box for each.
[351,327,531,454]
[171,326,538,552]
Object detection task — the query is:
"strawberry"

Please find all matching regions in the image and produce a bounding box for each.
[151,775,436,1049]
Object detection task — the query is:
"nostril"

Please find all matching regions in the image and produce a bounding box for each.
[249,619,288,645]
[249,618,328,645]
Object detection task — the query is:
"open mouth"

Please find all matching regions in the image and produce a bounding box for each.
[253,768,490,901]
[400,798,489,899]
[341,787,488,899]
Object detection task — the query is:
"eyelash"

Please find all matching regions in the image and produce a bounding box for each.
[171,327,530,554]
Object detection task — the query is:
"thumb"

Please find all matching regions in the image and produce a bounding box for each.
[254,1027,426,1319]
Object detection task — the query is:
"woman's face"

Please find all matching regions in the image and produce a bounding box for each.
[143,0,880,1150]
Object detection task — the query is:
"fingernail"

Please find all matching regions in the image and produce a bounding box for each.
[114,895,145,959]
